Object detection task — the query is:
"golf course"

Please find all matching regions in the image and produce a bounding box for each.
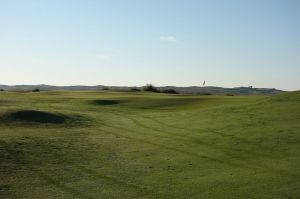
[0,90,299,199]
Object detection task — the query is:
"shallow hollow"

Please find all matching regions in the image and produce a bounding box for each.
[5,110,68,124]
[91,99,120,105]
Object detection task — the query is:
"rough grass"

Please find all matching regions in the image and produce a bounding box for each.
[0,91,299,199]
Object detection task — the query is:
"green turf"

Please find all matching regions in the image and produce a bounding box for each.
[0,91,299,199]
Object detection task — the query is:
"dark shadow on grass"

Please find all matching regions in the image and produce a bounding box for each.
[0,100,12,106]
[5,110,67,124]
[0,110,90,127]
[91,99,120,106]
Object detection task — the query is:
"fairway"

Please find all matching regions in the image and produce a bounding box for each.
[0,91,300,199]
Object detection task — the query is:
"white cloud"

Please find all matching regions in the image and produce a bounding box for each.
[159,36,177,43]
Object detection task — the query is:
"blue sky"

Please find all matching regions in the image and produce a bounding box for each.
[0,0,299,90]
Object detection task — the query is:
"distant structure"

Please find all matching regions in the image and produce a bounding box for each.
[203,81,206,87]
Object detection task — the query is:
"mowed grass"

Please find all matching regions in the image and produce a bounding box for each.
[0,91,299,199]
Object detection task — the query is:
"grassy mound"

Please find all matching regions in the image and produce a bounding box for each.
[270,90,300,102]
[122,98,206,110]
[4,110,68,124]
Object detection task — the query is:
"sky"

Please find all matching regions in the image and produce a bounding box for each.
[0,0,299,90]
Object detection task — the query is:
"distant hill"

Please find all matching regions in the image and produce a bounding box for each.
[0,84,284,95]
[159,86,284,95]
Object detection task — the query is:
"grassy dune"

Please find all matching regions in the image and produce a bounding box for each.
[0,91,299,199]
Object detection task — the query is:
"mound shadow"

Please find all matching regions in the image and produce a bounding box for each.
[91,99,120,106]
[3,110,68,124]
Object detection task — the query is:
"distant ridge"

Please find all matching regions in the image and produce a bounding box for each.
[0,84,284,95]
